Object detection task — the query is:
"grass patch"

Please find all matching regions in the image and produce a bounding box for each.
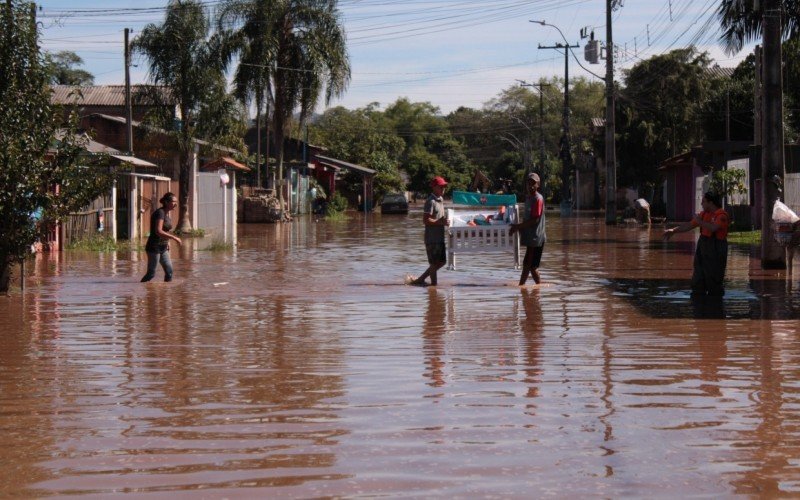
[180,228,206,237]
[66,235,140,252]
[728,230,761,245]
[203,237,233,252]
[324,209,349,222]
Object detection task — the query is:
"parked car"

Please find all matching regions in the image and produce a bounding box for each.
[380,193,409,214]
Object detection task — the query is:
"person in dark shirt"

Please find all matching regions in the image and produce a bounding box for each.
[141,192,182,282]
[510,172,546,286]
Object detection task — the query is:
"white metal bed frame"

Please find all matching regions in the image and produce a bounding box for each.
[446,206,520,270]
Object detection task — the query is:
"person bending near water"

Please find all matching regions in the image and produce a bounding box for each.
[663,191,729,297]
[510,172,546,286]
[411,176,450,286]
[141,192,182,282]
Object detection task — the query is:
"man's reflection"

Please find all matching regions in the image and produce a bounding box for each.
[422,288,448,388]
[520,288,543,405]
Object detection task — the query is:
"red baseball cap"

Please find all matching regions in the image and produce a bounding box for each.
[430,176,448,187]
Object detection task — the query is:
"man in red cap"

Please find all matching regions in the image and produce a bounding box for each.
[410,176,450,286]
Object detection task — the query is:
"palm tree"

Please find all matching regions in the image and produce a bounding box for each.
[132,0,224,232]
[218,0,276,188]
[220,0,350,210]
[718,0,800,53]
[273,0,350,210]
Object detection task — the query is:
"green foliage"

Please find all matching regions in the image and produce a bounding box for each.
[710,168,748,201]
[132,0,226,232]
[65,235,139,252]
[616,48,712,188]
[182,228,206,237]
[0,2,113,292]
[45,50,95,85]
[717,0,800,54]
[324,210,349,222]
[310,105,406,200]
[328,192,349,213]
[700,76,755,141]
[727,230,761,245]
[203,237,233,251]
[238,0,351,204]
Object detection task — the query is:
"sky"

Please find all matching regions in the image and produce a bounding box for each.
[38,0,757,115]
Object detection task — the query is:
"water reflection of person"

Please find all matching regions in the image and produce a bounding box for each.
[422,288,448,388]
[520,288,543,403]
[141,192,182,283]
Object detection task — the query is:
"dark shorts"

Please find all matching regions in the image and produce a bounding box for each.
[525,244,544,268]
[425,242,447,265]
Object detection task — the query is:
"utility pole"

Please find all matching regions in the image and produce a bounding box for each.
[539,41,578,216]
[605,0,619,224]
[754,45,762,146]
[761,0,785,268]
[124,28,133,159]
[518,80,552,187]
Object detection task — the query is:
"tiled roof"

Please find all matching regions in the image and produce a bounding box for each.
[202,156,251,172]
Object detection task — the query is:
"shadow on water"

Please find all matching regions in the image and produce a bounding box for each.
[607,277,800,320]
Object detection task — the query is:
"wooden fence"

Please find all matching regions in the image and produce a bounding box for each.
[63,193,114,247]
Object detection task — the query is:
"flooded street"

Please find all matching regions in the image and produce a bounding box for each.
[3,210,800,497]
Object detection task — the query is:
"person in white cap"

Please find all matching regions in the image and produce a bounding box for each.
[410,176,450,286]
[510,172,546,286]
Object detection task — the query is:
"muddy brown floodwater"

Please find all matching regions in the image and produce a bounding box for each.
[2,211,800,497]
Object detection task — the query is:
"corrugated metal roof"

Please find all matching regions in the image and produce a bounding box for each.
[707,66,735,79]
[591,117,605,128]
[315,154,375,175]
[51,85,172,106]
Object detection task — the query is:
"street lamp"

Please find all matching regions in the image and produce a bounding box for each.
[531,19,577,216]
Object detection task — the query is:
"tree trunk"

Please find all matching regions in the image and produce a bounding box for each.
[255,88,263,189]
[274,97,285,212]
[177,149,193,233]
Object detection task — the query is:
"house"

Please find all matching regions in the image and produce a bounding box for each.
[312,155,376,211]
[41,132,164,251]
[80,113,241,239]
[243,126,376,214]
[659,141,752,222]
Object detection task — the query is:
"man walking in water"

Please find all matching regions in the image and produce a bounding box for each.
[510,172,546,286]
[663,191,729,297]
[410,176,450,287]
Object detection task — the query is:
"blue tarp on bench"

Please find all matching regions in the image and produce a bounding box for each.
[451,191,517,206]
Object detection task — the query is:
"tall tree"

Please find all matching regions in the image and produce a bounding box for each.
[310,105,405,200]
[616,48,712,188]
[717,0,800,53]
[218,0,277,188]
[1,2,112,292]
[45,50,95,85]
[268,0,350,210]
[132,0,225,232]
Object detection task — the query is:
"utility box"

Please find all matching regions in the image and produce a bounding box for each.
[584,40,600,64]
